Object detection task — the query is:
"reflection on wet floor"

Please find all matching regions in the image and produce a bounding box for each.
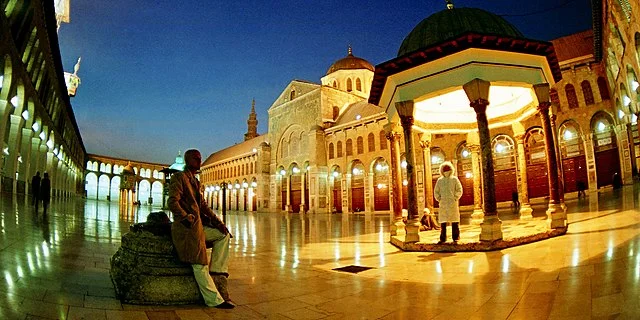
[0,186,639,319]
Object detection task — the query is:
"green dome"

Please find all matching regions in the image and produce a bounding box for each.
[398,7,524,57]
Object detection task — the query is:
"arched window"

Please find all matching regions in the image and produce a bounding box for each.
[550,88,561,111]
[379,130,387,150]
[581,80,595,105]
[329,143,335,159]
[356,78,362,91]
[290,88,296,100]
[346,78,352,92]
[356,136,364,154]
[598,77,610,100]
[367,133,375,152]
[332,106,339,120]
[337,141,343,157]
[346,139,353,156]
[565,84,579,109]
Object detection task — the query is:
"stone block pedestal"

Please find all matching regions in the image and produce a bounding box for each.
[479,215,503,242]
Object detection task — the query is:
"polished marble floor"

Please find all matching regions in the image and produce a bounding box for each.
[0,187,639,319]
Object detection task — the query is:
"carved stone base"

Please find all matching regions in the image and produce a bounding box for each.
[389,218,406,236]
[519,204,533,220]
[479,215,503,242]
[471,208,484,225]
[547,203,567,229]
[404,219,421,243]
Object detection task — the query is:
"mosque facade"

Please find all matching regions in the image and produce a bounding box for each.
[199,0,640,223]
[1,0,86,197]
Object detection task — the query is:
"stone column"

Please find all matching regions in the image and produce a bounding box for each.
[534,84,567,229]
[420,139,434,212]
[468,144,484,222]
[396,101,420,243]
[366,172,374,213]
[550,111,565,207]
[285,174,291,212]
[464,79,502,241]
[514,134,533,218]
[386,126,405,236]
[300,172,306,213]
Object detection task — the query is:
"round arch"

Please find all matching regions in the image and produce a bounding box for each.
[491,134,517,203]
[110,176,120,201]
[98,174,110,201]
[151,181,163,206]
[454,142,474,206]
[591,111,620,188]
[330,165,342,213]
[350,160,365,212]
[558,120,588,192]
[85,172,97,199]
[371,157,390,211]
[524,127,549,199]
[138,180,151,205]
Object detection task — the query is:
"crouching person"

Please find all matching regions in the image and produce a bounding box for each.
[168,149,235,309]
[434,161,463,244]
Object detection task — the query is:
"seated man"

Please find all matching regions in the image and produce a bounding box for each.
[168,149,235,309]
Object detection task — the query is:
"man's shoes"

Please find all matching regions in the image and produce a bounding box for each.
[214,300,236,309]
[437,240,445,244]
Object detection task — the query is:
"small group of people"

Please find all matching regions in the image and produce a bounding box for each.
[30,171,51,215]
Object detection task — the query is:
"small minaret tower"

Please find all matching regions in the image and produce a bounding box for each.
[244,99,258,141]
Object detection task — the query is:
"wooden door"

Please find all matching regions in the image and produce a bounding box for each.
[291,190,301,213]
[562,156,588,192]
[527,163,549,199]
[596,148,620,187]
[351,187,365,212]
[374,187,390,211]
[333,189,342,213]
[494,169,517,203]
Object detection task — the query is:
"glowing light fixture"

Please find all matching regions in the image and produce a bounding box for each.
[0,75,3,88]
[53,148,59,155]
[563,129,574,141]
[375,163,384,171]
[279,169,286,175]
[401,160,407,168]
[252,148,257,153]
[332,171,339,177]
[215,186,221,191]
[623,95,631,107]
[242,182,248,188]
[597,121,606,132]
[402,179,408,186]
[352,168,361,175]
[32,122,39,132]
[495,143,505,153]
[46,139,54,149]
[292,167,300,174]
[251,181,257,187]
[633,114,638,124]
[356,114,361,120]
[377,183,386,189]
[465,172,472,178]
[21,110,29,120]
[39,132,46,140]
[235,183,240,189]
[306,165,310,171]
[10,96,19,107]
[2,147,8,155]
[17,156,22,163]
[462,150,470,158]
[632,80,640,91]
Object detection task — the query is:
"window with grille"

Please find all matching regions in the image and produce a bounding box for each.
[581,80,595,105]
[565,84,579,109]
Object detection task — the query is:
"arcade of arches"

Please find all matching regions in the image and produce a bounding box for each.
[1,0,86,197]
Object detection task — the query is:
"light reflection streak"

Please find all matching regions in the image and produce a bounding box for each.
[42,242,50,257]
[26,253,34,271]
[571,248,580,266]
[4,271,13,287]
[378,228,386,267]
[334,244,340,261]
[501,254,510,273]
[435,260,442,274]
[468,260,474,273]
[16,266,23,278]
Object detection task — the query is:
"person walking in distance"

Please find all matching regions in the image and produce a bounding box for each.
[31,171,41,211]
[168,149,235,309]
[434,162,463,244]
[40,172,51,216]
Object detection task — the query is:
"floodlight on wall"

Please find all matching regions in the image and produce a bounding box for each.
[53,147,59,155]
[306,165,310,171]
[633,114,638,124]
[352,168,360,175]
[356,114,361,120]
[402,179,408,186]
[39,132,46,140]
[0,75,3,88]
[377,183,387,189]
[375,163,385,171]
[46,139,54,149]
[2,147,8,155]
[632,80,640,91]
[332,171,339,177]
[251,181,257,187]
[57,152,63,160]
[242,182,248,188]
[618,109,625,119]
[21,110,29,120]
[401,160,407,168]
[465,172,472,178]
[17,156,22,163]
[597,121,606,132]
[279,169,286,175]
[216,186,221,191]
[32,122,39,132]
[623,95,631,107]
[10,96,19,107]
[292,167,300,174]
[252,148,257,153]
[563,130,574,141]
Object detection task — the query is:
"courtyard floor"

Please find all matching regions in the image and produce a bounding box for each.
[0,186,639,319]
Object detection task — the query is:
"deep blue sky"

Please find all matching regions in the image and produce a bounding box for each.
[58,0,593,164]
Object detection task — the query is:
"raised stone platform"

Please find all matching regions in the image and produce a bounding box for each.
[110,213,202,305]
[391,216,567,252]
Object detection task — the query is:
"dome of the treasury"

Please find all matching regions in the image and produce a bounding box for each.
[397,7,524,57]
[326,47,374,75]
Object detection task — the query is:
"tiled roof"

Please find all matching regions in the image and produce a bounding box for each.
[334,101,385,127]
[550,30,594,63]
[202,135,267,167]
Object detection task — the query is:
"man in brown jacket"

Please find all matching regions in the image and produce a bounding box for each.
[168,149,235,309]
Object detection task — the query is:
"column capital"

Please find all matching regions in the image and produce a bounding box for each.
[470,99,490,114]
[536,101,551,113]
[419,140,431,149]
[513,133,525,143]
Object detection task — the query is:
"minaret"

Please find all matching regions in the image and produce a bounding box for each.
[244,99,258,141]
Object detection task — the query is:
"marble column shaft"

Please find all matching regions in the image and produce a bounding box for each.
[469,145,483,213]
[387,131,404,235]
[538,103,561,205]
[472,100,497,216]
[399,116,419,221]
[420,140,434,211]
